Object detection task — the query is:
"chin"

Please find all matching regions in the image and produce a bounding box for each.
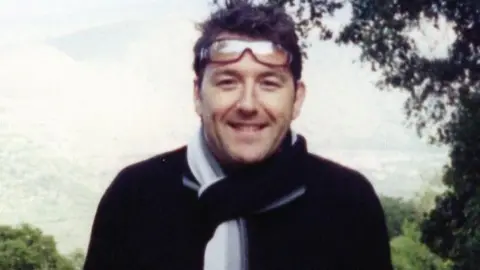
[229,150,269,165]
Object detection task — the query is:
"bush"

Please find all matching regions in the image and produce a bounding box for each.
[0,223,84,270]
[391,221,452,270]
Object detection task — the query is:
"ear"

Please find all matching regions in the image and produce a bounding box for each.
[193,77,202,117]
[292,80,306,120]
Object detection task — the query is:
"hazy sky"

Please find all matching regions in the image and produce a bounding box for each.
[0,0,457,257]
[0,0,454,158]
[0,0,458,188]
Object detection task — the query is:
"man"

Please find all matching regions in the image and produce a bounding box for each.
[83,1,393,269]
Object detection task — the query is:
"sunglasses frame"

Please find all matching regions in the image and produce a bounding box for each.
[199,38,292,68]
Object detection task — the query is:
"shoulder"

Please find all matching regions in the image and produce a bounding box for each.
[103,146,187,197]
[305,152,370,185]
[304,152,379,201]
[120,146,187,178]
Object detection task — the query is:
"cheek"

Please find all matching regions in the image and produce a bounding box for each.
[202,92,238,121]
[259,93,295,120]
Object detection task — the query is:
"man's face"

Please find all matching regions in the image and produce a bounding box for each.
[194,35,305,165]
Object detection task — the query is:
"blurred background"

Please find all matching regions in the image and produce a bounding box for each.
[1,0,477,269]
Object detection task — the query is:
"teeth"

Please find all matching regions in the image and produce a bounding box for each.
[238,125,258,131]
[242,126,258,131]
[231,124,262,131]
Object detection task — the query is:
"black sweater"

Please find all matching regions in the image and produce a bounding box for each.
[83,146,393,270]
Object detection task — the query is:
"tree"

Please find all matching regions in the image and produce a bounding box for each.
[412,172,448,214]
[420,94,480,270]
[380,196,422,239]
[0,223,82,270]
[335,0,479,145]
[391,221,452,270]
[65,248,86,270]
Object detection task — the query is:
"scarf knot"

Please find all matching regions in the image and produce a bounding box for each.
[186,129,309,269]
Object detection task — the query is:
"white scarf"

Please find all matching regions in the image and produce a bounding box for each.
[186,128,241,270]
[186,128,298,270]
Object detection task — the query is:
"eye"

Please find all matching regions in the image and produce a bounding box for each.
[216,78,239,89]
[260,79,281,89]
[218,79,235,85]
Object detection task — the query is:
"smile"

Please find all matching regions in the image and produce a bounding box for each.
[227,122,268,132]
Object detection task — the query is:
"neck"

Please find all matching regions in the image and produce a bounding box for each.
[201,128,294,174]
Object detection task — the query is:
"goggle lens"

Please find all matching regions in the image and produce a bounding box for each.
[201,39,291,66]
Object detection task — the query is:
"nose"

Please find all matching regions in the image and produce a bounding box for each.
[236,83,258,116]
[230,51,264,116]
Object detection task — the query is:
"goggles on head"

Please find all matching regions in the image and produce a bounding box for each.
[199,38,292,67]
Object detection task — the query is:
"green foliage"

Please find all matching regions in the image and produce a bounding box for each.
[65,249,86,270]
[412,173,448,214]
[391,221,452,270]
[377,192,452,269]
[421,95,480,270]
[380,196,422,239]
[0,223,84,270]
[334,0,479,145]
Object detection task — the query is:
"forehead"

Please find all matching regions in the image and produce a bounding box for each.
[206,60,289,78]
[213,31,265,42]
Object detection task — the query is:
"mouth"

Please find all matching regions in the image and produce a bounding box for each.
[227,122,268,132]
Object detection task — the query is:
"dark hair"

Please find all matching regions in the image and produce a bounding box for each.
[193,0,302,82]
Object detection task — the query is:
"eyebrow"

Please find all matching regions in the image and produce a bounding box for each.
[211,69,240,78]
[259,71,288,82]
[211,69,288,82]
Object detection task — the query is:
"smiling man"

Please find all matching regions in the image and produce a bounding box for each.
[83,1,393,269]
[195,34,302,166]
